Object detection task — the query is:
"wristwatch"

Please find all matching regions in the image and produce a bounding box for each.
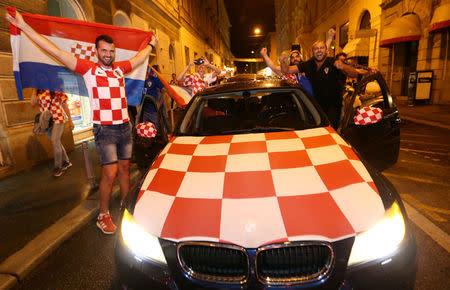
[148,43,155,50]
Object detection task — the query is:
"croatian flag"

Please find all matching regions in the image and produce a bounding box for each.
[7,7,152,103]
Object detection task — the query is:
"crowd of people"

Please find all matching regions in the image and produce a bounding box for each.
[6,10,374,235]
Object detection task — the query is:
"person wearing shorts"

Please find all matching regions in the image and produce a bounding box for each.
[93,122,132,166]
[7,11,158,234]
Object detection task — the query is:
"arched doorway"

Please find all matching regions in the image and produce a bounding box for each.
[48,0,87,20]
[359,10,371,30]
[113,11,132,28]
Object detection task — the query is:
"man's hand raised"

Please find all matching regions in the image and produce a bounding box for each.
[149,34,158,48]
[260,47,268,57]
[6,10,25,30]
[328,28,336,40]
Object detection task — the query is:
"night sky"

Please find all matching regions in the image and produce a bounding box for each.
[224,0,276,58]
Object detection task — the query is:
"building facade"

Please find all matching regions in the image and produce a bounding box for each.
[274,0,449,103]
[0,0,232,178]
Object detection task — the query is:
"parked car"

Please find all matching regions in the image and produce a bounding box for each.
[116,73,416,289]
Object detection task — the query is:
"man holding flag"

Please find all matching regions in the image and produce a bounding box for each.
[6,10,158,234]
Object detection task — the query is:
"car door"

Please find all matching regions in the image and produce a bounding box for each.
[133,92,171,170]
[339,72,401,171]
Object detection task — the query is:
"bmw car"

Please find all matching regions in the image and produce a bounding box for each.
[115,74,416,289]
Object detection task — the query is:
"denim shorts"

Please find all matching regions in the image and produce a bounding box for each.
[93,122,132,165]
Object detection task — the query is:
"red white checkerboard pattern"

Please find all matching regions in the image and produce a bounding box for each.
[38,90,68,124]
[282,73,299,84]
[133,127,385,248]
[354,107,383,125]
[183,73,208,96]
[75,59,131,125]
[136,122,157,138]
[70,43,97,62]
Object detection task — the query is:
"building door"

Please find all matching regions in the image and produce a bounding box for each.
[394,41,418,96]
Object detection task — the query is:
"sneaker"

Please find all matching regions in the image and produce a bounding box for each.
[96,214,117,234]
[53,167,64,177]
[62,161,72,171]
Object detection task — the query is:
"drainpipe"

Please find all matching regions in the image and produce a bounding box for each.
[389,46,395,95]
[443,30,449,83]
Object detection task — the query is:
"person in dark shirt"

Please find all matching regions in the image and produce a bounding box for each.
[280,40,357,129]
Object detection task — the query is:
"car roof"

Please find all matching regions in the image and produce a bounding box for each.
[197,74,299,96]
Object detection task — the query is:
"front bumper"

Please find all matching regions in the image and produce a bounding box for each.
[115,227,417,290]
[343,228,417,290]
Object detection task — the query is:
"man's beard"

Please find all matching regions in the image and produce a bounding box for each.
[99,56,113,67]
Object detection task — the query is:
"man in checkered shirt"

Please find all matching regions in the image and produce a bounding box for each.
[7,11,158,234]
[176,57,221,96]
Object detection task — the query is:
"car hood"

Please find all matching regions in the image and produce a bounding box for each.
[133,127,385,248]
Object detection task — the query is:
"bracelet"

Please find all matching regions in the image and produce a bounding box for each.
[148,43,155,50]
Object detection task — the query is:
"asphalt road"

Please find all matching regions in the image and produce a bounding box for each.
[15,120,450,290]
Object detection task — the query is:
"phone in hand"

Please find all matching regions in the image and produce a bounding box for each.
[194,58,205,65]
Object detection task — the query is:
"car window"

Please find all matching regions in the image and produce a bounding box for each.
[178,89,321,136]
[354,80,386,109]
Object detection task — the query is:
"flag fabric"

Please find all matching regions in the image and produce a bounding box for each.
[7,7,152,101]
[150,68,192,108]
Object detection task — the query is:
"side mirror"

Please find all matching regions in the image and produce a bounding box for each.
[353,107,383,126]
[136,122,157,139]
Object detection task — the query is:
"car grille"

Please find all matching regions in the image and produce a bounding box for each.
[177,242,333,286]
[256,243,333,285]
[177,242,249,284]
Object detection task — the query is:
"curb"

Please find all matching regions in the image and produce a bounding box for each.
[0,169,141,289]
[400,115,450,130]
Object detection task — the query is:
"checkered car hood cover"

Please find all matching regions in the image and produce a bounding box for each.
[134,127,385,248]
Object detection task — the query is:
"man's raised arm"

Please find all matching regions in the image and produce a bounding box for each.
[203,58,221,77]
[129,35,158,70]
[260,47,282,76]
[334,59,359,78]
[279,53,299,74]
[6,11,77,71]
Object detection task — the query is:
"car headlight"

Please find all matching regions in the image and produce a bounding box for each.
[348,202,405,267]
[121,209,167,265]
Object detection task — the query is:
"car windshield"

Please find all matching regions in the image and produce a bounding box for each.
[178,89,322,136]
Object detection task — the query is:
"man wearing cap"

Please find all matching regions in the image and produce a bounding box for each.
[260,46,314,97]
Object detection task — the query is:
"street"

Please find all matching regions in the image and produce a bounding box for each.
[15,120,450,289]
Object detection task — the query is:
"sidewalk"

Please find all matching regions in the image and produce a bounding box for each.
[395,99,450,130]
[0,100,448,289]
[0,140,142,289]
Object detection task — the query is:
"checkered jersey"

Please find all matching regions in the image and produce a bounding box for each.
[134,127,385,248]
[354,107,383,125]
[74,59,132,125]
[38,90,68,124]
[183,73,211,96]
[282,73,299,84]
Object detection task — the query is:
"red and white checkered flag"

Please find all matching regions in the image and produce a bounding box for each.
[70,43,97,62]
[354,107,383,125]
[136,122,157,138]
